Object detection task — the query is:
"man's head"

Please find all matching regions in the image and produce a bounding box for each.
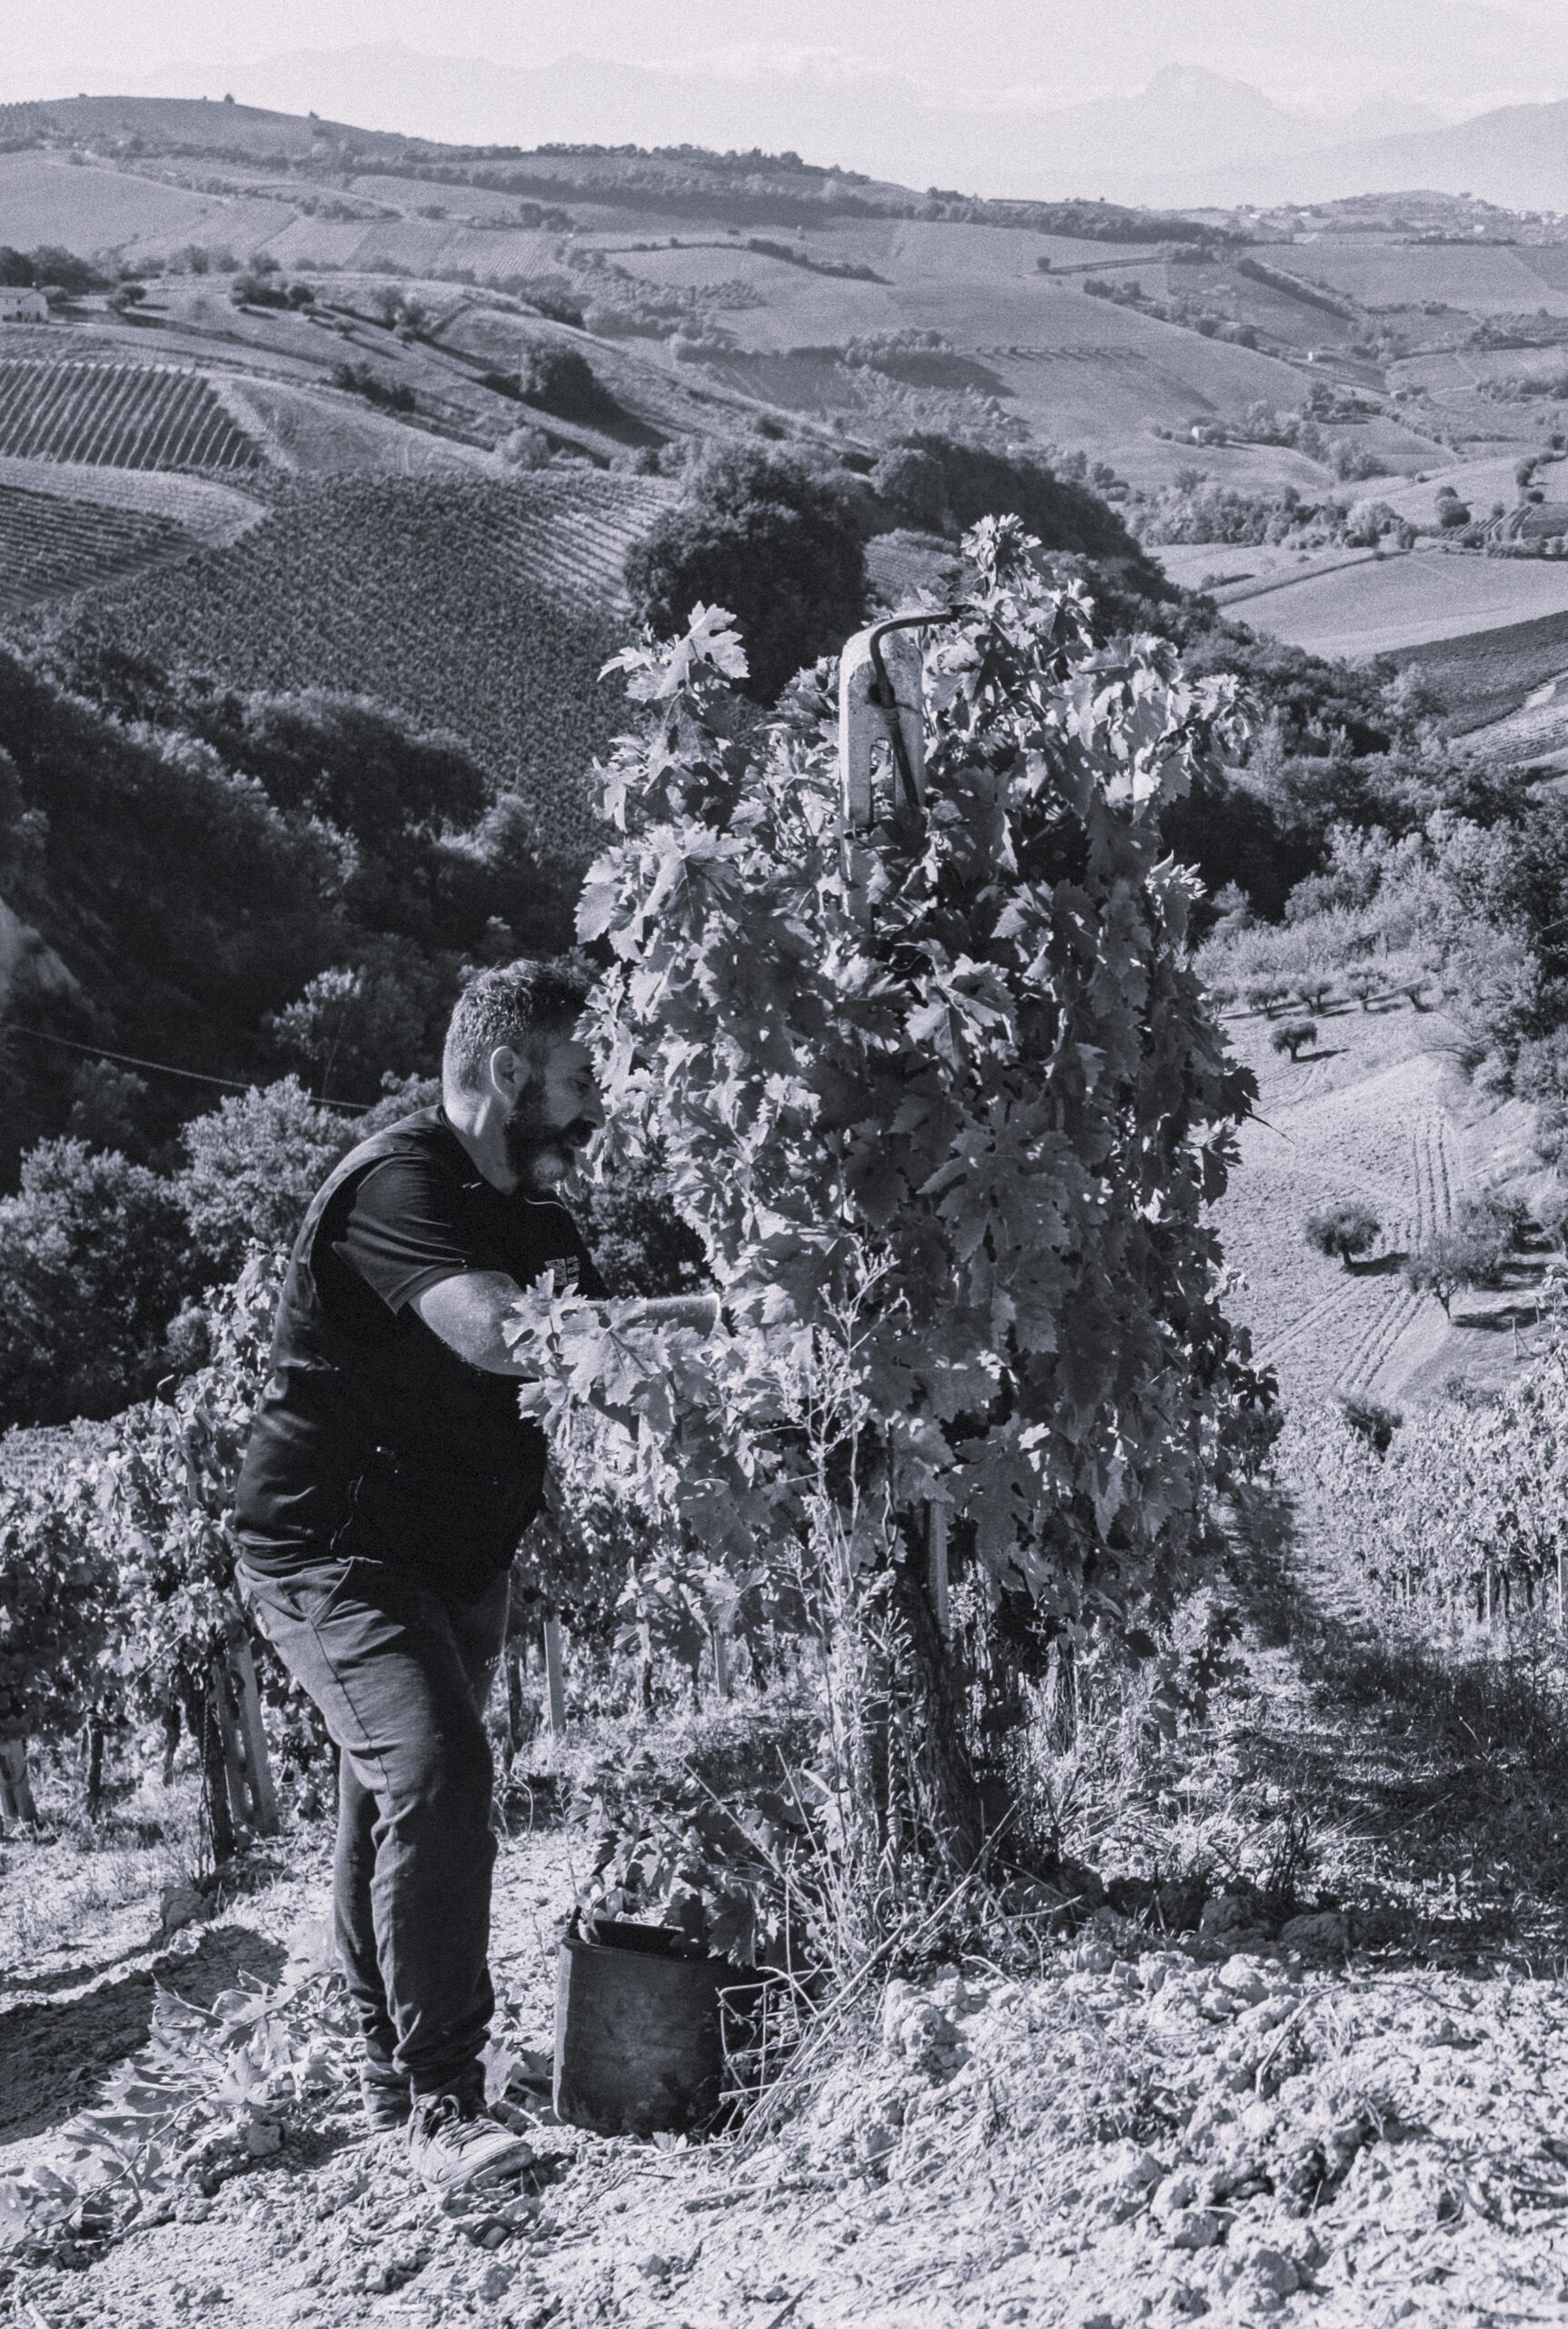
[441,959,602,1195]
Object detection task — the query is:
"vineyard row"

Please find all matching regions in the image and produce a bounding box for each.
[0,483,193,616]
[0,362,261,474]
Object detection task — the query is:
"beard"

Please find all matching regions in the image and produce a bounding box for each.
[503,1094,598,1194]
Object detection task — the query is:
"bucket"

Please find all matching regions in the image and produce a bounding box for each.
[553,1917,740,2137]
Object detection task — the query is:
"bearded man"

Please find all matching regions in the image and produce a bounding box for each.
[234,959,606,2190]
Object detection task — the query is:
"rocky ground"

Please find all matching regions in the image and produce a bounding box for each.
[6,1503,1568,2329]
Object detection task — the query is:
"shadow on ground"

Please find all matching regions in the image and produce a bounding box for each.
[1224,1481,1568,1971]
[0,1922,286,2145]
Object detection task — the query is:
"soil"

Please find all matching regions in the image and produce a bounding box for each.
[7,1502,1568,2329]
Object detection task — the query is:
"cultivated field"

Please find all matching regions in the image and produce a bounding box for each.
[1214,996,1544,1409]
[46,471,668,854]
[0,363,259,474]
[0,456,265,544]
[0,483,195,615]
[1282,240,1568,315]
[1148,541,1382,601]
[1239,542,1568,658]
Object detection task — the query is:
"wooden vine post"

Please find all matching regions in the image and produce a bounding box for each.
[0,1738,39,1827]
[186,1624,282,1856]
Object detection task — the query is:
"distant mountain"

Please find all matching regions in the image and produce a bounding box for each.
[138,45,1447,205]
[1132,96,1568,214]
[1008,66,1442,183]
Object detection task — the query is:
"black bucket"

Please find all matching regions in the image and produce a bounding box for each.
[553,1917,740,2137]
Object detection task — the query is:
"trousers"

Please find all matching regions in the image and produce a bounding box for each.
[237,1551,510,2101]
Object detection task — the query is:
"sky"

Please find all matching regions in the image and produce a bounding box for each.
[7,0,1568,127]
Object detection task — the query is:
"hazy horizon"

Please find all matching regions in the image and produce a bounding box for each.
[9,1,1568,129]
[9,3,1568,208]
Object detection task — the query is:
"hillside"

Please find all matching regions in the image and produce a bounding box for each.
[1215,994,1545,1412]
[33,472,658,861]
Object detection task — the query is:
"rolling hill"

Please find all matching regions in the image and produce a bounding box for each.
[11,98,1568,738]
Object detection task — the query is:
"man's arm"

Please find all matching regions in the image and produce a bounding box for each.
[411,1273,530,1375]
[412,1275,723,1374]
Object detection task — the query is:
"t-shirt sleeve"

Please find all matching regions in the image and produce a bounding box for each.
[329,1154,484,1315]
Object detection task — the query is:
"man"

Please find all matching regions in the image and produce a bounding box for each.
[234,959,606,2191]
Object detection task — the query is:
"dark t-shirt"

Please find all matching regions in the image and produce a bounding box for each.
[234,1108,604,1595]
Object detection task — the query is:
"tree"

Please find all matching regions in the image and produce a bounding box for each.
[1271,1020,1318,1061]
[1246,981,1290,1018]
[870,446,949,533]
[892,434,1166,581]
[517,523,1267,1886]
[65,1061,151,1156]
[0,1141,191,1428]
[180,690,490,944]
[625,447,868,703]
[1345,968,1379,1011]
[1294,975,1334,1012]
[269,943,456,1104]
[1305,1202,1381,1268]
[176,1078,353,1277]
[520,344,618,423]
[1403,1225,1505,1317]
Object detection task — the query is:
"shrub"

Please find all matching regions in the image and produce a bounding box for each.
[1456,1188,1530,1255]
[1305,1202,1381,1267]
[331,360,416,414]
[1337,1394,1402,1452]
[0,1140,192,1427]
[501,425,551,469]
[625,447,868,703]
[1271,1020,1318,1061]
[1537,1185,1568,1246]
[176,1078,352,1276]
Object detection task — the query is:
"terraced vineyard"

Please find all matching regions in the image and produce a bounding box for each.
[0,363,259,473]
[0,483,194,616]
[55,470,670,856]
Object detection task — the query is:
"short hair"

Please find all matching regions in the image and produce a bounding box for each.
[442,957,594,1094]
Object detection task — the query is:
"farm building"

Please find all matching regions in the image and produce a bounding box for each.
[0,288,47,323]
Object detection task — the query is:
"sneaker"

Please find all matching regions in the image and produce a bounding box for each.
[360,2063,412,2134]
[407,2093,536,2193]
